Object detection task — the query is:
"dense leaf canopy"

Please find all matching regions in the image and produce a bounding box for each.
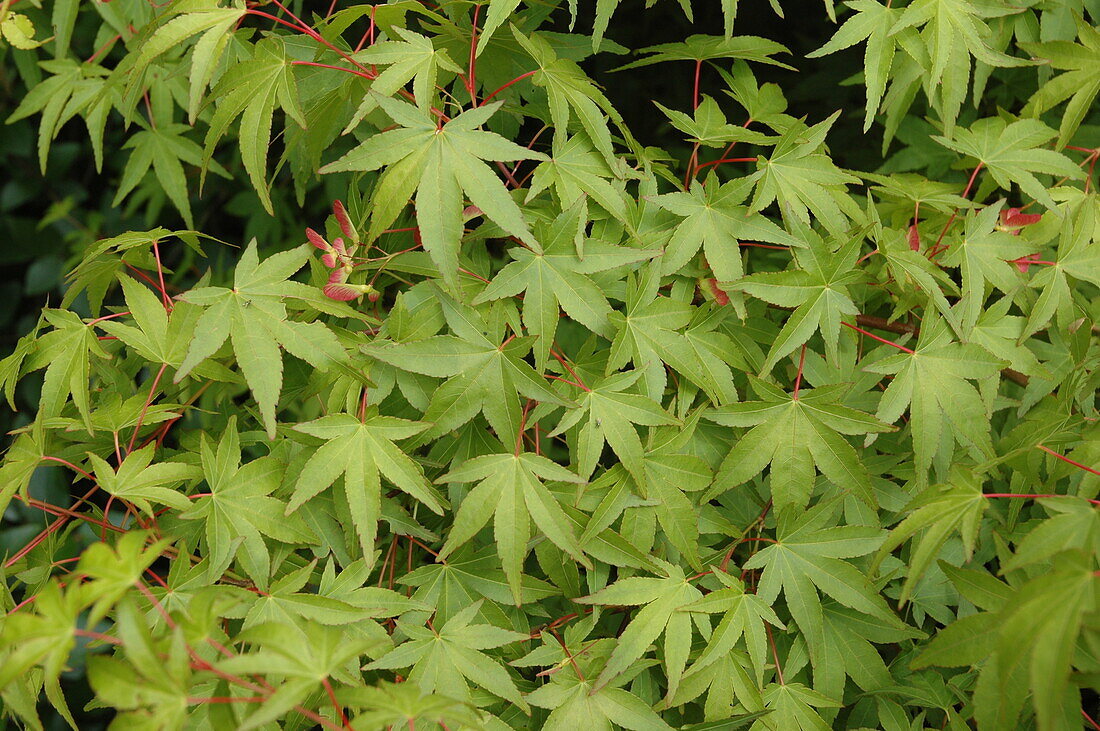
[0,0,1098,729]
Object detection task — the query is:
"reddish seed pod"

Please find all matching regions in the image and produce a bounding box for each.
[907,224,920,251]
[998,207,1042,234]
[306,228,330,251]
[333,200,356,241]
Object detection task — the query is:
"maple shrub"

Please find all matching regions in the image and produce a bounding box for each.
[2,0,1100,728]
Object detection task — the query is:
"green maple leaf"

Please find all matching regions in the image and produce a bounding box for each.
[364,294,572,446]
[85,446,200,518]
[528,677,676,731]
[756,683,840,731]
[725,228,864,371]
[175,240,345,437]
[808,0,901,131]
[321,96,546,287]
[968,298,1045,377]
[550,369,679,487]
[526,134,631,223]
[864,315,1006,480]
[889,0,1026,134]
[641,447,714,571]
[577,559,703,693]
[5,58,112,172]
[919,564,1094,731]
[99,277,234,381]
[683,571,784,680]
[654,95,775,149]
[345,27,462,126]
[336,681,484,730]
[474,202,653,369]
[114,122,230,228]
[179,420,316,588]
[616,35,794,72]
[237,560,376,632]
[933,118,1085,211]
[1021,19,1100,149]
[608,267,737,403]
[705,378,894,512]
[815,603,917,699]
[1021,193,1100,339]
[741,505,900,684]
[399,546,561,625]
[367,600,530,710]
[651,176,802,282]
[938,201,1033,335]
[288,412,447,565]
[437,449,591,605]
[0,581,82,719]
[661,652,769,724]
[200,37,307,214]
[748,113,862,236]
[23,309,111,432]
[87,598,191,730]
[220,622,379,731]
[511,29,625,166]
[872,467,987,604]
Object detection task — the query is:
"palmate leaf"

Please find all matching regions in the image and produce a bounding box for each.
[1021,19,1100,149]
[85,446,199,518]
[5,59,112,172]
[113,122,232,228]
[474,201,654,369]
[526,134,631,223]
[615,35,794,72]
[200,37,307,214]
[550,369,679,488]
[345,27,462,126]
[520,632,677,730]
[682,571,784,681]
[888,0,1026,134]
[872,467,987,604]
[367,601,530,710]
[22,309,112,432]
[608,267,739,403]
[511,29,625,167]
[933,118,1085,212]
[725,227,863,371]
[577,559,703,694]
[179,420,315,589]
[175,240,345,437]
[321,96,546,287]
[288,412,447,567]
[705,378,894,512]
[336,681,484,730]
[655,96,775,150]
[1021,192,1100,339]
[917,563,1096,731]
[808,0,901,131]
[437,449,591,604]
[864,315,1006,481]
[399,546,561,625]
[651,176,802,282]
[98,277,235,381]
[747,113,862,236]
[364,293,572,446]
[741,504,905,691]
[937,202,1032,335]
